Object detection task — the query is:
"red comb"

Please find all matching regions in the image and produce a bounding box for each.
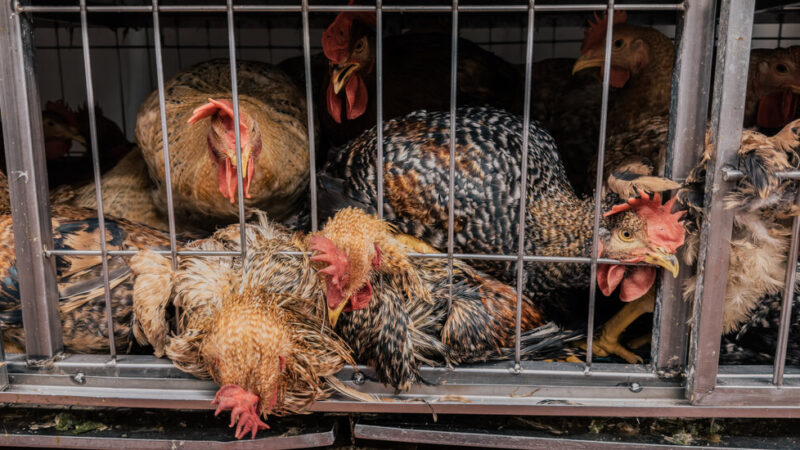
[44,100,79,128]
[581,10,627,54]
[605,190,686,253]
[322,0,376,65]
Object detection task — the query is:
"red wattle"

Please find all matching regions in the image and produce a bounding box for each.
[597,264,626,297]
[348,280,373,312]
[609,67,631,88]
[345,75,368,120]
[618,267,657,302]
[757,89,800,129]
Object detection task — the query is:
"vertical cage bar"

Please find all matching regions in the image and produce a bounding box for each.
[513,0,535,368]
[226,0,248,261]
[772,191,800,386]
[376,0,384,219]
[54,25,65,100]
[151,0,180,270]
[0,334,7,391]
[114,29,128,138]
[0,1,63,359]
[446,0,459,304]
[653,0,717,372]
[302,0,318,232]
[686,0,755,404]
[584,0,616,371]
[80,0,117,360]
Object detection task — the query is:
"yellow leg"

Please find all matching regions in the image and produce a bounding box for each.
[580,288,656,364]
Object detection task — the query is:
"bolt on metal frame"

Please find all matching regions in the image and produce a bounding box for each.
[1,0,799,417]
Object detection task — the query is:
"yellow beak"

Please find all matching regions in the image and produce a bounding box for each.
[229,148,251,179]
[332,63,360,95]
[72,132,87,146]
[790,84,800,95]
[644,249,680,278]
[572,56,606,75]
[327,298,349,327]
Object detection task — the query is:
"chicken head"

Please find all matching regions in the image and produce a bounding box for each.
[571,12,639,88]
[200,290,290,439]
[750,46,800,129]
[321,1,376,123]
[311,207,406,326]
[188,98,263,203]
[598,190,686,301]
[42,100,85,160]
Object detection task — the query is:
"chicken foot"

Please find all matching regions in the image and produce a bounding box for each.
[581,288,656,364]
[212,384,269,439]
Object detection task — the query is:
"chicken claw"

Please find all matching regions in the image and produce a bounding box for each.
[212,384,269,439]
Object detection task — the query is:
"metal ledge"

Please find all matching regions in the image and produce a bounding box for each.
[354,423,694,449]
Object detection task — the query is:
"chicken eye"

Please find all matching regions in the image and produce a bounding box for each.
[614,39,625,49]
[354,38,365,52]
[618,230,634,242]
[776,63,789,74]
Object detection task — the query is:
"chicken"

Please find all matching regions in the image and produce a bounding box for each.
[135,59,310,229]
[0,101,84,183]
[680,119,800,341]
[318,106,687,363]
[745,46,800,132]
[50,148,170,232]
[133,242,352,438]
[0,205,171,354]
[1,101,134,189]
[317,7,522,157]
[571,12,679,199]
[312,207,583,390]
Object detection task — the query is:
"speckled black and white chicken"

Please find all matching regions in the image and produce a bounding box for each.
[318,106,687,363]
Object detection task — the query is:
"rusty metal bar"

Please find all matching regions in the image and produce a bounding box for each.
[80,0,117,361]
[686,0,755,404]
[654,0,717,372]
[0,0,63,360]
[514,0,535,369]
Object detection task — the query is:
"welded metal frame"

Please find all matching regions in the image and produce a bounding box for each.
[3,0,800,424]
[684,0,800,406]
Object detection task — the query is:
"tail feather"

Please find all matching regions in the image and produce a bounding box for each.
[493,322,584,361]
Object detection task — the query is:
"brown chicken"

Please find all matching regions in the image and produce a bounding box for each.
[680,119,800,336]
[317,7,522,157]
[135,59,310,228]
[0,205,171,354]
[571,12,679,199]
[745,46,800,132]
[131,213,356,439]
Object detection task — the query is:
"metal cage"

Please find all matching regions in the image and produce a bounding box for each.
[0,0,799,437]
